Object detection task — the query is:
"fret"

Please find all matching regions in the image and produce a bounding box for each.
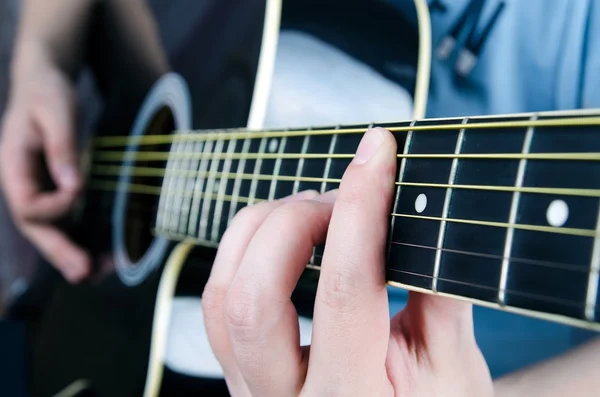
[165,136,188,233]
[504,116,600,319]
[176,137,200,235]
[499,116,536,305]
[155,136,180,231]
[311,125,366,268]
[297,130,334,193]
[320,126,339,193]
[187,139,210,236]
[386,121,416,264]
[274,134,303,199]
[248,137,269,204]
[432,118,468,292]
[211,137,238,240]
[238,137,264,208]
[436,117,529,302]
[325,124,367,182]
[293,134,311,195]
[268,136,287,201]
[227,136,252,225]
[199,133,225,241]
[170,141,192,232]
[585,203,600,321]
[387,120,462,290]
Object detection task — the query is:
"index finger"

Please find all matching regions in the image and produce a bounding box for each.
[306,128,397,392]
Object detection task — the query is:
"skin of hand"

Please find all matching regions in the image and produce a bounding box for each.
[0,42,90,283]
[201,127,494,396]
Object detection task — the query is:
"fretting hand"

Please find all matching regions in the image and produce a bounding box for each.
[0,42,90,283]
[202,128,494,396]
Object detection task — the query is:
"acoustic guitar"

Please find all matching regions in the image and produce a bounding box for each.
[19,0,599,396]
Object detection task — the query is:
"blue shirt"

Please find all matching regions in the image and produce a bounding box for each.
[386,0,600,378]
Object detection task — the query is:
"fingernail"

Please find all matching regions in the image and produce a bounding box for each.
[281,189,319,202]
[314,189,338,203]
[59,166,79,189]
[353,128,384,165]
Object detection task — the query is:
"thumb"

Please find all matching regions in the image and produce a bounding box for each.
[392,291,475,349]
[34,84,81,192]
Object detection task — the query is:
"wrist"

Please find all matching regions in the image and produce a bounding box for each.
[10,38,55,82]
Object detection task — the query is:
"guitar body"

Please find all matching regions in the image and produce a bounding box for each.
[22,1,420,396]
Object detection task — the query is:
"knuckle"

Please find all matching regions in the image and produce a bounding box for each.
[224,287,264,337]
[267,201,315,236]
[318,264,361,312]
[228,203,263,229]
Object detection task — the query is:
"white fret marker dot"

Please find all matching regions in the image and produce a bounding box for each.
[415,194,427,213]
[546,200,569,227]
[268,138,279,153]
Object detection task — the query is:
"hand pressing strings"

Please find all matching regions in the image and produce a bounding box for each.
[201,127,494,396]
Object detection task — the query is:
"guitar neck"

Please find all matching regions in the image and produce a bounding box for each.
[92,108,600,331]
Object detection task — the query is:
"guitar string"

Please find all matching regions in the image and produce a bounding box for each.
[308,253,591,311]
[91,150,600,162]
[90,115,600,147]
[90,164,600,198]
[386,241,588,273]
[150,228,596,311]
[133,216,587,274]
[88,179,600,239]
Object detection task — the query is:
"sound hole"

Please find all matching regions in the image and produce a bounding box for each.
[125,106,174,262]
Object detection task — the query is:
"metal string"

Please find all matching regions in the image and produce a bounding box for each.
[90,115,600,148]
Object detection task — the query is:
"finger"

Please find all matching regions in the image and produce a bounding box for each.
[307,128,397,393]
[392,292,475,354]
[21,223,91,283]
[33,84,81,193]
[0,110,77,223]
[225,190,337,397]
[202,190,318,394]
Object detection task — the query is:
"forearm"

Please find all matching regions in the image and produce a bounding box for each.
[493,336,600,397]
[11,0,99,79]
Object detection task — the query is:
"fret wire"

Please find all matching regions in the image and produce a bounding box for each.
[188,139,212,236]
[154,137,176,230]
[293,132,311,195]
[166,136,187,232]
[320,126,339,193]
[211,137,237,240]
[91,150,600,163]
[228,136,252,226]
[585,201,600,320]
[179,138,203,235]
[91,115,600,147]
[433,118,468,292]
[91,164,600,198]
[199,133,225,241]
[268,136,287,201]
[499,115,536,305]
[386,121,416,263]
[248,137,268,205]
[175,137,196,234]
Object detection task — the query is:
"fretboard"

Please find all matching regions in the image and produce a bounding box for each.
[95,109,600,331]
